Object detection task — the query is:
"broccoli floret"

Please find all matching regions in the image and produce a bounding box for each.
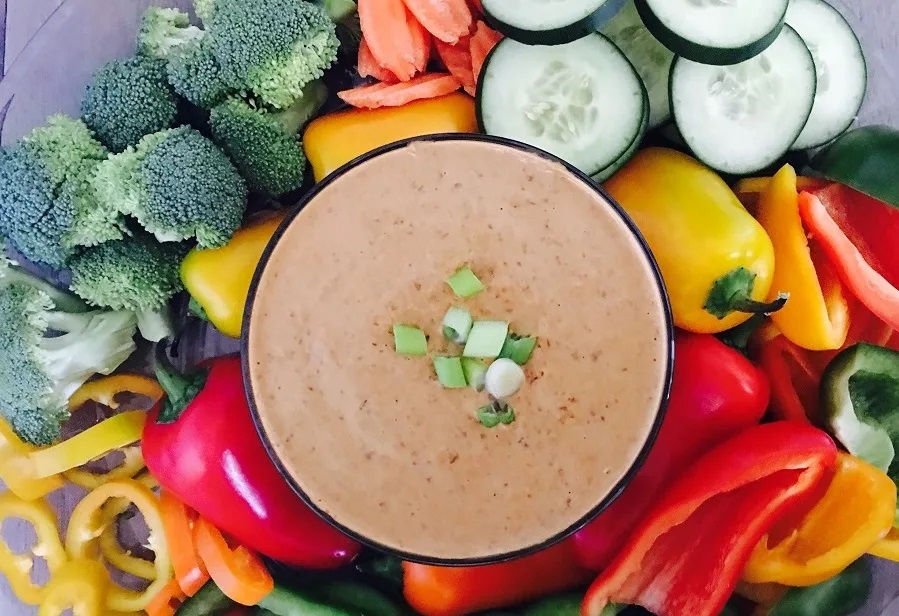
[0,116,120,267]
[92,126,247,249]
[194,0,215,23]
[0,248,137,445]
[69,232,187,343]
[81,56,179,152]
[137,7,204,59]
[166,34,231,109]
[209,81,326,196]
[208,0,340,109]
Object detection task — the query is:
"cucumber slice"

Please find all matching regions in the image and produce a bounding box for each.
[482,0,627,46]
[602,0,674,129]
[635,0,788,65]
[786,0,867,150]
[592,86,648,182]
[477,34,647,176]
[670,26,817,176]
[811,125,899,209]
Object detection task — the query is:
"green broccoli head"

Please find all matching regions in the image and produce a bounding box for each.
[0,250,137,444]
[92,126,247,249]
[209,0,340,108]
[81,56,179,152]
[209,82,326,196]
[137,6,204,59]
[166,34,231,109]
[193,0,215,23]
[0,116,121,267]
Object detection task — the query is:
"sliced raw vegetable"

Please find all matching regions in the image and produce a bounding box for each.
[482,0,627,45]
[602,0,674,128]
[358,38,399,83]
[433,357,468,389]
[461,357,488,391]
[338,74,462,109]
[477,400,516,428]
[443,307,474,344]
[786,0,867,150]
[393,325,428,356]
[810,125,899,208]
[402,0,473,45]
[358,0,421,81]
[470,21,503,85]
[498,334,539,366]
[670,26,817,175]
[478,34,647,176]
[435,38,476,95]
[446,265,485,297]
[592,91,648,183]
[485,358,526,399]
[406,9,432,74]
[463,321,509,358]
[635,0,788,65]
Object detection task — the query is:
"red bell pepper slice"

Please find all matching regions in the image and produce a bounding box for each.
[581,421,837,616]
[758,335,823,424]
[572,333,769,571]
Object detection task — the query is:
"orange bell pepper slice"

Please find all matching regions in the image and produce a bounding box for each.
[145,579,187,616]
[869,527,899,562]
[160,490,210,596]
[194,516,274,606]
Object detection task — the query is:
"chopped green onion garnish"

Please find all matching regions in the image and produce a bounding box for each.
[393,324,427,356]
[485,358,525,399]
[477,400,516,428]
[462,321,509,358]
[461,357,487,391]
[446,266,485,298]
[442,307,473,344]
[498,334,539,366]
[433,356,467,389]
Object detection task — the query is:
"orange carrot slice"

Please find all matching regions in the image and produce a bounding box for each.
[402,0,473,44]
[470,21,503,85]
[407,11,432,74]
[359,0,418,81]
[467,0,484,18]
[358,38,399,83]
[338,74,462,109]
[435,38,475,95]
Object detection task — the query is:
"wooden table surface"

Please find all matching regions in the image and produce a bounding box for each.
[0,0,897,613]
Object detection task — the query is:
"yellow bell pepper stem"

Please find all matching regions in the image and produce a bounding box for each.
[66,479,173,612]
[67,374,164,410]
[869,527,899,562]
[0,418,64,501]
[64,445,146,489]
[181,211,288,339]
[744,453,897,586]
[38,558,109,616]
[303,92,478,182]
[0,492,68,605]
[755,165,850,351]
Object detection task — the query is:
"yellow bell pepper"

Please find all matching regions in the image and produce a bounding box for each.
[604,148,779,334]
[99,471,163,581]
[181,211,287,338]
[0,418,64,501]
[38,558,109,616]
[744,453,897,586]
[65,445,146,489]
[0,492,67,605]
[303,92,478,182]
[754,165,849,351]
[869,527,899,562]
[734,175,829,212]
[66,479,173,612]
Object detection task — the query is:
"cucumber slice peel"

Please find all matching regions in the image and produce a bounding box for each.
[483,0,628,45]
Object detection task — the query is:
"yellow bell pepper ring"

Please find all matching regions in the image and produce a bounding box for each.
[181,211,287,339]
[98,470,162,581]
[0,418,64,501]
[0,492,68,605]
[604,148,780,334]
[744,453,897,586]
[869,527,899,562]
[67,374,164,411]
[38,558,109,616]
[64,444,146,490]
[66,479,173,612]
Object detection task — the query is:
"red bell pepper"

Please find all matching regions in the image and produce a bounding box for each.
[581,421,838,616]
[142,352,360,569]
[572,332,769,570]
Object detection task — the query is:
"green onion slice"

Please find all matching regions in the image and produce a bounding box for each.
[442,307,473,344]
[393,324,427,356]
[446,266,485,298]
[462,321,509,359]
[498,334,539,366]
[433,356,467,389]
[477,400,516,428]
[461,357,487,392]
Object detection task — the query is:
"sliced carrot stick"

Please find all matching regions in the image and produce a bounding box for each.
[358,0,418,81]
[470,20,503,85]
[358,37,399,83]
[338,74,462,109]
[402,0,473,44]
[435,38,475,95]
[407,10,432,74]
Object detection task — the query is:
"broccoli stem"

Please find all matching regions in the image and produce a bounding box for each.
[320,0,357,24]
[278,81,329,135]
[153,343,209,424]
[2,267,89,314]
[136,305,175,342]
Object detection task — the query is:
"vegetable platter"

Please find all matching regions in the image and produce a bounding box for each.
[0,0,899,615]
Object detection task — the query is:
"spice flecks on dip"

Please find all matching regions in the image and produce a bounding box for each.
[246,138,670,562]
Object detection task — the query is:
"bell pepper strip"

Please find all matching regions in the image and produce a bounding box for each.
[403,540,594,616]
[65,478,173,612]
[180,212,287,339]
[142,351,360,569]
[303,92,477,181]
[757,557,872,616]
[581,421,838,616]
[38,558,109,616]
[869,527,899,562]
[65,444,146,489]
[744,453,897,586]
[734,176,829,212]
[798,190,899,333]
[166,580,232,616]
[573,332,769,570]
[193,516,274,606]
[755,166,849,351]
[146,579,188,616]
[0,492,68,605]
[97,473,163,582]
[758,334,824,424]
[160,489,209,596]
[67,374,164,410]
[0,418,64,501]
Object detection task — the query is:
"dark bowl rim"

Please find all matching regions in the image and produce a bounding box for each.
[240,132,676,567]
